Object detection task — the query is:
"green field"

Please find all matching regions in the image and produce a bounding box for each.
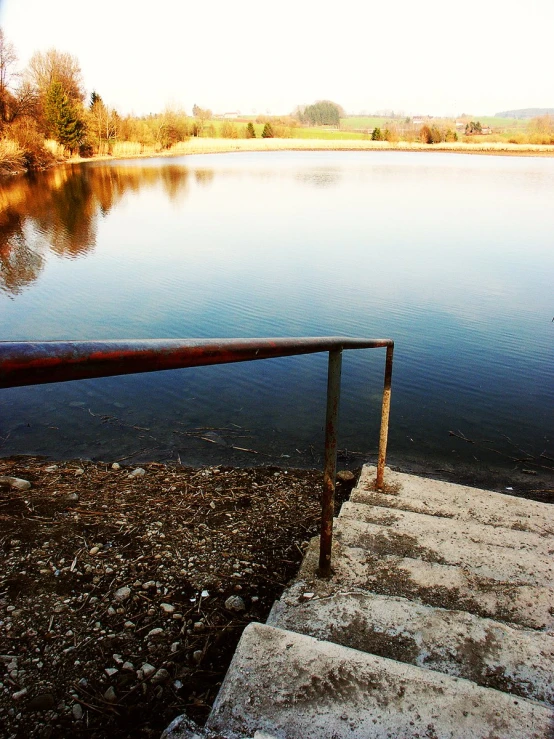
[340,116,397,131]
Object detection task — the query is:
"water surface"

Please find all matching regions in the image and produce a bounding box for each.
[1,151,553,481]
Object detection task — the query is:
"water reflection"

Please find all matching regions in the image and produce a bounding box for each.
[0,163,192,294]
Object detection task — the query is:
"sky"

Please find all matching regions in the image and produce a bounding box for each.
[0,0,552,118]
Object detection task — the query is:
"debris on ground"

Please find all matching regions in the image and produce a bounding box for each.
[0,457,356,738]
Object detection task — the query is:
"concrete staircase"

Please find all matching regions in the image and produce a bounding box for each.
[167,466,554,739]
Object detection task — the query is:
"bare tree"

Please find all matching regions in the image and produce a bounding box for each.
[0,28,18,124]
[26,48,85,104]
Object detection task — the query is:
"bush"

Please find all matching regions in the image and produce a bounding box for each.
[245,122,256,139]
[221,120,239,139]
[0,138,25,174]
[371,127,383,141]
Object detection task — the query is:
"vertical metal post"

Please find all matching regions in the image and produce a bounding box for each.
[318,348,342,578]
[376,343,394,489]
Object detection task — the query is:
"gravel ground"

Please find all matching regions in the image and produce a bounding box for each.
[0,457,355,739]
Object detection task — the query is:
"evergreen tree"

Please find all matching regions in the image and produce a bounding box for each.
[371,127,382,141]
[44,80,84,152]
[261,122,274,138]
[246,121,256,138]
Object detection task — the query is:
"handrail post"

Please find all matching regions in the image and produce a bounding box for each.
[376,343,394,489]
[318,348,342,578]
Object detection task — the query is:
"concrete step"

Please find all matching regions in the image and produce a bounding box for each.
[339,501,554,557]
[354,466,554,536]
[297,536,554,630]
[206,622,554,739]
[333,514,554,588]
[268,583,554,705]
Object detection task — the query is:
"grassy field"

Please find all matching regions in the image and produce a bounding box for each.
[340,116,399,131]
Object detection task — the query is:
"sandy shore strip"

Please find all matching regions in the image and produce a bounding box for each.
[67,137,554,166]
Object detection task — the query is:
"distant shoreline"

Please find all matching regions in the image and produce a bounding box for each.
[66,137,554,167]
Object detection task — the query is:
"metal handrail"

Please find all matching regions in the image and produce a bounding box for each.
[0,337,394,577]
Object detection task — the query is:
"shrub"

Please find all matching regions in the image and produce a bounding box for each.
[245,122,256,139]
[371,127,382,141]
[0,138,25,174]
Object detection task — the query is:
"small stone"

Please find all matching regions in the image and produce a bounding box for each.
[124,621,135,629]
[27,692,54,710]
[170,642,180,653]
[114,586,131,602]
[112,654,123,665]
[147,627,163,638]
[72,703,83,720]
[74,468,85,476]
[105,667,118,677]
[224,595,246,613]
[44,465,58,472]
[151,668,170,685]
[12,688,28,701]
[303,592,315,600]
[111,462,121,470]
[0,476,31,491]
[336,470,355,483]
[89,547,100,556]
[193,622,205,632]
[103,686,116,703]
[142,580,156,590]
[107,606,116,616]
[160,603,175,614]
[122,661,134,671]
[192,650,203,664]
[141,663,156,678]
[128,467,145,479]
[66,493,79,502]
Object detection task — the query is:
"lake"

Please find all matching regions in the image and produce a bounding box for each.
[1,151,553,483]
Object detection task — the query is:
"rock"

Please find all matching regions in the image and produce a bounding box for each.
[128,467,145,478]
[147,627,164,638]
[66,493,79,502]
[160,603,175,614]
[44,465,58,472]
[105,667,118,677]
[0,476,31,491]
[141,663,156,678]
[124,621,135,629]
[192,650,203,664]
[193,622,205,632]
[103,686,116,703]
[224,595,246,613]
[114,586,131,602]
[27,692,55,710]
[89,546,100,556]
[12,688,28,701]
[74,468,84,476]
[337,470,355,483]
[151,668,170,685]
[142,580,156,590]
[72,703,83,720]
[122,661,134,671]
[111,463,121,470]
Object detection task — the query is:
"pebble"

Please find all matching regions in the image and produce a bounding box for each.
[114,586,131,602]
[337,469,355,482]
[147,627,164,638]
[103,687,116,703]
[12,688,28,701]
[192,650,203,664]
[74,468,85,476]
[141,663,156,678]
[122,661,134,671]
[89,547,100,556]
[0,476,31,491]
[66,493,79,502]
[193,622,205,632]
[124,621,135,629]
[72,703,83,720]
[105,667,118,677]
[224,595,246,613]
[160,603,175,614]
[128,467,145,478]
[142,580,156,590]
[111,462,121,470]
[151,668,170,685]
[44,465,58,472]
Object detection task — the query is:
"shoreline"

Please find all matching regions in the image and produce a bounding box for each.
[64,137,554,167]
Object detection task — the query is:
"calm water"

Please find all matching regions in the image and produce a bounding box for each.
[1,151,553,479]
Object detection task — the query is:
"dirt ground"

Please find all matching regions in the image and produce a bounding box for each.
[0,457,360,739]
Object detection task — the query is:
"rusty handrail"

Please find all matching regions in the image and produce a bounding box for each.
[0,336,394,577]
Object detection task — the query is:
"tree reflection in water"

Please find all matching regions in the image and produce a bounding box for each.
[0,162,191,295]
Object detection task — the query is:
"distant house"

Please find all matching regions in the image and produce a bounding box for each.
[222,112,240,119]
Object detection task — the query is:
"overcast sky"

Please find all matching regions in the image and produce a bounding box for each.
[1,0,552,117]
